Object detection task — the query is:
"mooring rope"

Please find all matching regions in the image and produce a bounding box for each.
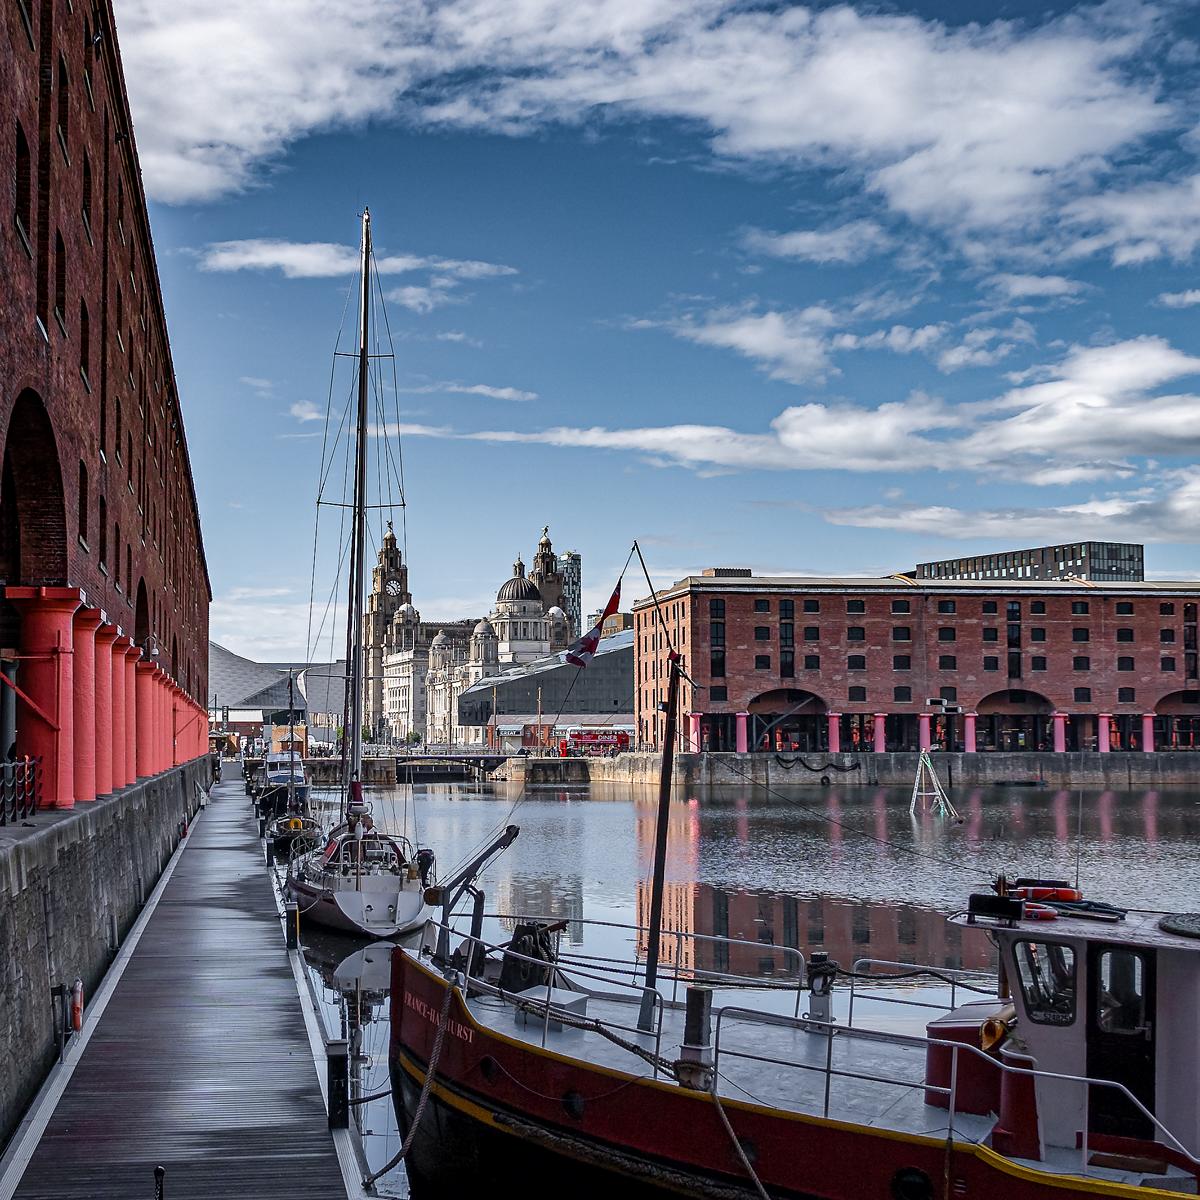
[773,754,860,774]
[711,1084,771,1200]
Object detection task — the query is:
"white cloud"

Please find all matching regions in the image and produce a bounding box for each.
[289,401,324,422]
[742,220,891,264]
[831,323,945,353]
[117,0,1170,245]
[1064,174,1200,265]
[937,319,1036,372]
[988,274,1082,299]
[398,381,538,401]
[239,375,274,392]
[1157,289,1200,308]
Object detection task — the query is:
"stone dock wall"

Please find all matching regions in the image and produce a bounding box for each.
[501,751,1200,790]
[0,757,211,1150]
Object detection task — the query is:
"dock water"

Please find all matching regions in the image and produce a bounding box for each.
[4,778,347,1198]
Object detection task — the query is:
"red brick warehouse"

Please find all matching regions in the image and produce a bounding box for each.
[634,569,1200,756]
[2,0,211,806]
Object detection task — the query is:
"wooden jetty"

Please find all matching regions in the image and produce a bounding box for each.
[2,779,348,1199]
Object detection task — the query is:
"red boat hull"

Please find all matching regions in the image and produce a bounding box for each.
[389,950,1169,1200]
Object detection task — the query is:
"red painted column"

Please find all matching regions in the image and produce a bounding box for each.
[123,645,139,782]
[72,607,104,803]
[687,711,701,752]
[918,712,931,751]
[7,587,81,808]
[93,623,119,795]
[873,712,886,753]
[152,670,165,773]
[1142,712,1156,752]
[964,712,977,754]
[1052,712,1067,754]
[734,711,748,754]
[110,635,130,788]
[156,671,169,772]
[135,662,156,777]
[826,711,841,754]
[1098,714,1111,753]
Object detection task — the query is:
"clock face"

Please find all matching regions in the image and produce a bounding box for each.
[385,579,403,598]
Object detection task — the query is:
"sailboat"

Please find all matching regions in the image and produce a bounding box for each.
[386,649,1200,1198]
[264,672,321,857]
[286,209,435,939]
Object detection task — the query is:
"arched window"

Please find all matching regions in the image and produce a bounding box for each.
[115,399,122,457]
[56,55,68,151]
[79,299,89,376]
[126,544,131,591]
[98,495,107,567]
[82,152,92,229]
[78,460,88,544]
[113,521,120,586]
[14,122,31,243]
[54,230,66,324]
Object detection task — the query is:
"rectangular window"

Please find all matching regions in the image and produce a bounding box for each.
[1072,628,1090,642]
[803,654,819,670]
[1031,601,1046,614]
[893,654,911,670]
[1007,651,1022,679]
[803,599,819,613]
[780,651,794,679]
[846,626,865,642]
[710,650,725,679]
[847,654,866,670]
[848,686,866,702]
[892,626,911,642]
[1161,629,1176,643]
[780,599,794,620]
[780,622,794,647]
[1117,656,1134,671]
[709,598,725,618]
[1116,628,1134,642]
[1116,601,1134,615]
[1118,687,1136,703]
[1074,686,1092,702]
[938,655,956,670]
[1031,656,1046,671]
[893,685,912,702]
[937,599,956,614]
[710,620,725,646]
[940,686,957,702]
[938,627,956,641]
[983,655,1000,671]
[1030,627,1046,642]
[1073,656,1090,670]
[891,599,910,614]
[1160,602,1176,616]
[982,600,998,614]
[983,627,998,642]
[754,654,771,670]
[1071,601,1089,615]
[709,685,727,701]
[1007,601,1021,619]
[1162,656,1176,672]
[1014,941,1075,1026]
[754,599,770,613]
[804,626,819,641]
[754,626,770,641]
[846,599,866,614]
[14,122,31,245]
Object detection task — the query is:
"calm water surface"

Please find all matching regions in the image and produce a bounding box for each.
[296,780,1200,1194]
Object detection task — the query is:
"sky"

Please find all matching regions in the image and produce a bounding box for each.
[115,0,1200,662]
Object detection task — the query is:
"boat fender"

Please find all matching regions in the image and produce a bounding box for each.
[1013,886,1081,902]
[288,817,303,831]
[70,977,84,1032]
[1021,902,1058,921]
[980,1003,1016,1052]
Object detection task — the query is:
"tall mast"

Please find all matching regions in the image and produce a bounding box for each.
[344,209,372,787]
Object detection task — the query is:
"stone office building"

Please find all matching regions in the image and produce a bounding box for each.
[634,568,1200,755]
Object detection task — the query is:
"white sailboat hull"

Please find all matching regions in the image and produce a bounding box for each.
[289,872,430,938]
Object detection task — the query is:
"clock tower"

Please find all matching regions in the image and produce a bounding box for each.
[364,523,411,738]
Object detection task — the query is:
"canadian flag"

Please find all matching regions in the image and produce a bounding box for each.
[566,580,621,668]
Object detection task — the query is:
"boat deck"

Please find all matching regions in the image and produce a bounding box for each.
[2,779,348,1199]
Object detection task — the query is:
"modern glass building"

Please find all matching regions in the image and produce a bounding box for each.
[913,542,1144,582]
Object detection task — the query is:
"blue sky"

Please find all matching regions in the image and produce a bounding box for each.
[118,0,1200,659]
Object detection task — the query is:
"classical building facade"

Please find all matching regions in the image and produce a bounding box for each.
[1,0,211,806]
[634,569,1200,755]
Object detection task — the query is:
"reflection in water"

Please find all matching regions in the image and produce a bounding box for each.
[296,780,1200,1196]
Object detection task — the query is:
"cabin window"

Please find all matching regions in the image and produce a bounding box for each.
[1095,949,1148,1035]
[1014,941,1076,1025]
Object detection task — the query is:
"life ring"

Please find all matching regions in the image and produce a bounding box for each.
[287,818,303,831]
[1022,902,1058,921]
[1014,886,1081,903]
[71,978,84,1032]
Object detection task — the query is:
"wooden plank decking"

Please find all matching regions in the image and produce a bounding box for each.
[9,779,347,1198]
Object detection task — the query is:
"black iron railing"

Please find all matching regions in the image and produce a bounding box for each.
[0,756,41,824]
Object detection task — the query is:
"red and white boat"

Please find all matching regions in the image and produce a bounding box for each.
[388,655,1200,1199]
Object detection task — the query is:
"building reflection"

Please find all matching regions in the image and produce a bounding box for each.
[634,883,995,978]
[498,873,586,946]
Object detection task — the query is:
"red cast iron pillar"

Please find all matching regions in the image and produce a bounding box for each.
[93,623,120,795]
[135,662,156,778]
[7,587,82,808]
[123,644,139,781]
[110,635,130,788]
[72,607,104,803]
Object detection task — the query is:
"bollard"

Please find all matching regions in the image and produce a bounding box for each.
[807,951,838,1027]
[257,812,267,839]
[285,901,299,950]
[264,838,275,868]
[327,1038,349,1129]
[675,985,714,1091]
[153,1165,166,1199]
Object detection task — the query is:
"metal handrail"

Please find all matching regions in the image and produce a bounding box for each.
[483,911,807,1015]
[711,1006,1200,1177]
[847,957,992,1026]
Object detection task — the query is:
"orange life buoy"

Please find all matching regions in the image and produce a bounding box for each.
[1022,902,1059,921]
[71,977,84,1032]
[1013,886,1081,903]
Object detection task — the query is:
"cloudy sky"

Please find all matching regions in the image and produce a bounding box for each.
[119,0,1200,662]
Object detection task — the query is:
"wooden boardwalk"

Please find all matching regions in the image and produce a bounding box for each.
[9,779,347,1198]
